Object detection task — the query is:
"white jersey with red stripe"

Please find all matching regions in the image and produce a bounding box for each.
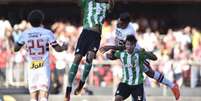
[115,22,141,49]
[115,23,136,40]
[17,27,57,92]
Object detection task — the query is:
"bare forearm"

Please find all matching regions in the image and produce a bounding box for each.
[146,52,157,61]
[14,43,23,52]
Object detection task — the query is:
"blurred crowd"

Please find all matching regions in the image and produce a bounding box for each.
[0,16,201,94]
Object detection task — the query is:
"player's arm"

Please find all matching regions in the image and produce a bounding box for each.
[51,42,68,52]
[143,49,157,61]
[99,45,124,54]
[106,50,120,60]
[48,31,67,52]
[14,43,24,52]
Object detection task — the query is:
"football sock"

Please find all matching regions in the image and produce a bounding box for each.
[154,71,174,88]
[81,63,92,82]
[68,63,79,87]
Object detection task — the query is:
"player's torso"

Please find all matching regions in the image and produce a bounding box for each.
[119,51,144,85]
[82,0,109,29]
[23,28,50,71]
[115,23,135,40]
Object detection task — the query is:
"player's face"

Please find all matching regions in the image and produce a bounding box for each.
[117,19,129,29]
[125,41,135,54]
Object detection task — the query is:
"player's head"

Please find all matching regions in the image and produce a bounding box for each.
[125,35,137,53]
[27,9,44,27]
[117,12,130,29]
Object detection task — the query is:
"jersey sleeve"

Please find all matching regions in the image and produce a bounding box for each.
[48,31,57,46]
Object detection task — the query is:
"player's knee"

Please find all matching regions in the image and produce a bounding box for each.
[86,52,95,63]
[39,97,48,101]
[73,54,83,64]
[115,96,123,101]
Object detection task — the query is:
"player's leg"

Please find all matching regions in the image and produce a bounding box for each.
[74,30,101,95]
[37,70,50,101]
[65,52,83,101]
[131,84,144,101]
[65,29,89,100]
[38,90,48,101]
[30,91,38,101]
[114,83,131,101]
[29,71,39,101]
[74,51,95,95]
[143,60,180,100]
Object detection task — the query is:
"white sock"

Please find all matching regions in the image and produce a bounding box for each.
[154,71,174,88]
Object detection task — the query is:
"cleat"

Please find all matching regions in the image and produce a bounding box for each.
[74,81,85,95]
[64,87,72,101]
[171,83,180,100]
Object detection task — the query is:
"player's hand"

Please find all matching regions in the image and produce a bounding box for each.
[106,50,117,60]
[62,42,68,51]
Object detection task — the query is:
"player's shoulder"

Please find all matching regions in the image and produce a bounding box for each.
[36,27,54,36]
[127,23,135,30]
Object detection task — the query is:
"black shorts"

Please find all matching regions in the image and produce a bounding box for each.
[115,83,144,101]
[75,29,101,56]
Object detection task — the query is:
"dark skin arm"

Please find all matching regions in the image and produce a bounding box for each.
[14,43,24,52]
[52,43,68,52]
[139,49,157,61]
[99,45,124,54]
[144,51,158,61]
[14,42,67,52]
[105,49,118,60]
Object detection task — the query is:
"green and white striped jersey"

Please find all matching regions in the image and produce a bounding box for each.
[81,0,110,29]
[114,50,145,85]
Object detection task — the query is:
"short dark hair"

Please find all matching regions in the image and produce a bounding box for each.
[119,12,130,23]
[27,10,44,27]
[125,35,137,44]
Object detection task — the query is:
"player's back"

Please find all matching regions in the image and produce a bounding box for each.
[115,23,136,41]
[20,27,55,69]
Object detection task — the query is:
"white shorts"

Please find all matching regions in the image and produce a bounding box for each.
[28,67,50,93]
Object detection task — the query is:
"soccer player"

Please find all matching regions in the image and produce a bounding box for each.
[64,0,114,101]
[14,10,67,101]
[100,12,180,100]
[106,35,156,101]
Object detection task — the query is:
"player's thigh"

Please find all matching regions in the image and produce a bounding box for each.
[30,91,39,100]
[75,29,90,56]
[131,84,144,101]
[38,69,50,92]
[88,32,101,54]
[115,83,131,100]
[28,71,39,93]
[115,95,124,101]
